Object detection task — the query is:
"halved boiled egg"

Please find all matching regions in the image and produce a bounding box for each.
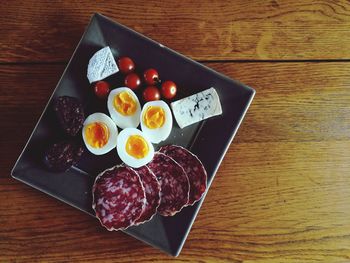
[117,128,154,168]
[82,113,118,155]
[140,100,173,144]
[107,87,141,129]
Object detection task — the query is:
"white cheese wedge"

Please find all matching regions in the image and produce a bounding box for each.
[171,87,222,129]
[87,46,119,83]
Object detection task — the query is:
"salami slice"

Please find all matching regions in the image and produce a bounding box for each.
[133,166,161,224]
[92,165,146,231]
[159,145,207,206]
[147,152,189,216]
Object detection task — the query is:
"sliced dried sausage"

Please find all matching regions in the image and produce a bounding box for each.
[92,165,146,231]
[44,140,84,172]
[53,96,85,136]
[159,145,207,205]
[133,166,161,224]
[147,153,189,216]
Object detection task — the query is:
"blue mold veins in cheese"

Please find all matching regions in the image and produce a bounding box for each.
[170,87,222,129]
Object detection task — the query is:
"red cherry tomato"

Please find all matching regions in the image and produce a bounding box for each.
[94,81,110,98]
[124,73,141,90]
[118,57,135,74]
[143,68,159,85]
[161,81,177,99]
[143,86,161,102]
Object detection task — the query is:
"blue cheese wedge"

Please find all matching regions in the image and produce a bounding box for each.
[171,87,222,129]
[87,46,119,83]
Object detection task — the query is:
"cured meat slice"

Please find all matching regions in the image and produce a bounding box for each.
[159,145,207,205]
[133,166,161,224]
[53,96,85,136]
[44,140,84,172]
[92,165,146,231]
[147,153,189,216]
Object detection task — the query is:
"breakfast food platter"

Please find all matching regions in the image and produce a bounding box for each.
[11,13,255,256]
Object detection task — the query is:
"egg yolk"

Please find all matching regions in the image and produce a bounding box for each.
[143,106,165,129]
[85,122,109,148]
[114,91,137,116]
[125,135,149,159]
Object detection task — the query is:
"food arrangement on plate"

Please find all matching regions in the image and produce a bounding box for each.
[10,14,256,256]
[44,46,223,231]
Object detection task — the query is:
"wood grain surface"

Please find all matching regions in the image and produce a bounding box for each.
[1,62,350,262]
[1,0,350,62]
[1,0,350,262]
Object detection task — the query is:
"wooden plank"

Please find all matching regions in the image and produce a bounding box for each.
[189,141,350,262]
[1,0,350,62]
[209,62,350,144]
[1,62,350,261]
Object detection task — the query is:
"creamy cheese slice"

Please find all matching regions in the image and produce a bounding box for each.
[87,46,119,83]
[171,87,222,129]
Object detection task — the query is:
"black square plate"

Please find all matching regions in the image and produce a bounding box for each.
[11,13,255,256]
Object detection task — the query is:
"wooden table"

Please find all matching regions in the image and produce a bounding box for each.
[1,1,350,262]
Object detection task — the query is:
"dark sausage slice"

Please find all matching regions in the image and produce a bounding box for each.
[44,140,84,172]
[133,166,161,224]
[53,96,85,136]
[159,145,207,205]
[147,153,189,216]
[92,165,146,231]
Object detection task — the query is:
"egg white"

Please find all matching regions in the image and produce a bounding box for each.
[117,128,154,168]
[140,100,173,144]
[82,113,118,155]
[107,87,141,129]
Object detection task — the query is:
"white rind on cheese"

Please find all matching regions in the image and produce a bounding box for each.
[87,46,119,83]
[171,87,222,129]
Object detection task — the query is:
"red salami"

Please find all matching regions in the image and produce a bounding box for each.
[133,166,161,224]
[147,152,189,216]
[92,165,146,231]
[159,145,207,205]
